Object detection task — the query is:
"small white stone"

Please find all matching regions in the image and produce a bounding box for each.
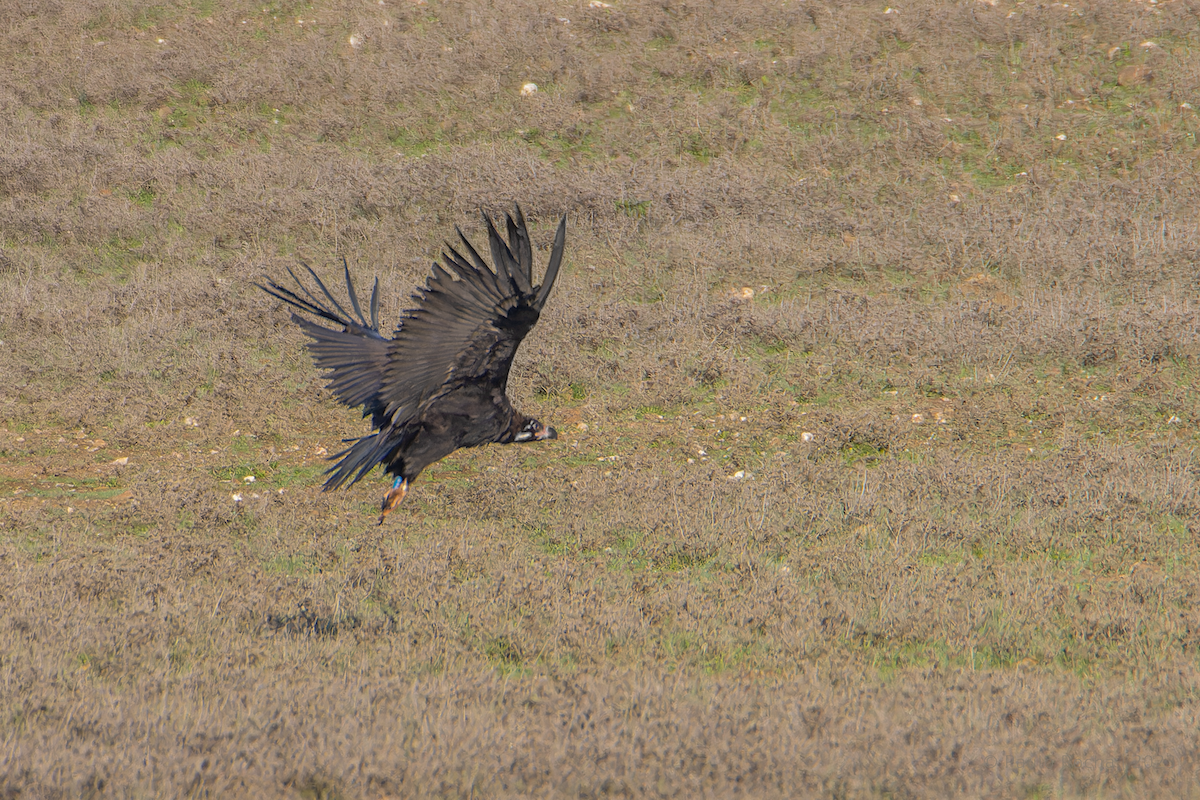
[111,456,129,466]
[912,413,925,424]
[1168,415,1182,424]
[520,82,538,96]
[801,432,814,442]
[243,475,256,483]
[349,33,363,48]
[1056,133,1067,140]
[231,493,243,502]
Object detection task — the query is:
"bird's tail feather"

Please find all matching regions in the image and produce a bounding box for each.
[323,433,397,490]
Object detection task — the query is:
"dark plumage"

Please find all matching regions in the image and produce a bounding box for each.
[259,206,566,522]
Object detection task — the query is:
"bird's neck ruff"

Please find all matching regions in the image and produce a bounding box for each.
[504,412,534,443]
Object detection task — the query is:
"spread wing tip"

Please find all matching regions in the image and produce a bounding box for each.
[534,213,567,310]
[259,262,383,335]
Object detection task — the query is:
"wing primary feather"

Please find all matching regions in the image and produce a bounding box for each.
[342,258,373,330]
[439,248,511,312]
[304,264,356,323]
[429,261,453,284]
[256,277,313,314]
[456,227,490,271]
[455,227,503,295]
[441,246,490,290]
[506,206,534,295]
[483,211,519,295]
[369,278,380,330]
[284,264,335,314]
[258,263,388,337]
[534,214,568,310]
[257,270,341,327]
[511,205,535,290]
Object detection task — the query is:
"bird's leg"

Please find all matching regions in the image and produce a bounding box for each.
[379,477,408,525]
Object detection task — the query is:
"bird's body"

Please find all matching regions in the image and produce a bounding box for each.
[259,206,565,521]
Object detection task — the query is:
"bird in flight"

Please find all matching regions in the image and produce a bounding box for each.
[259,206,565,523]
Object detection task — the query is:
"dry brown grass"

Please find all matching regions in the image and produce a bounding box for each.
[3,0,1200,797]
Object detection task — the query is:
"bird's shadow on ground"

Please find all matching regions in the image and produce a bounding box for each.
[264,605,362,638]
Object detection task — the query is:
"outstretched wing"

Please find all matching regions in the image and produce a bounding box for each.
[257,259,392,419]
[376,206,566,428]
[258,204,566,434]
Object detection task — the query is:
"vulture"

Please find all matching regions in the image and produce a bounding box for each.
[259,206,566,523]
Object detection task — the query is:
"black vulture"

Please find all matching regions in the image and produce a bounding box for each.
[259,206,566,523]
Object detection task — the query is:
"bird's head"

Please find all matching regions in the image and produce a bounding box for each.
[513,417,558,443]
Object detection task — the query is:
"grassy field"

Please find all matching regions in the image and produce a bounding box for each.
[3,0,1200,796]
